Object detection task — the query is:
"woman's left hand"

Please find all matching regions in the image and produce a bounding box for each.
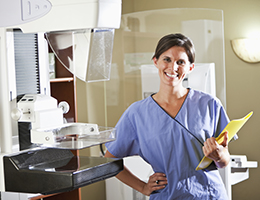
[202,131,230,168]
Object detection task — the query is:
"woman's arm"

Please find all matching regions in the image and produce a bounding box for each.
[203,131,230,168]
[104,150,167,196]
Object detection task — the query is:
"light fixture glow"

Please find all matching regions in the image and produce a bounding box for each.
[231,38,260,63]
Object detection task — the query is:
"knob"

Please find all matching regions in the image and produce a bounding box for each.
[58,101,70,114]
[11,108,23,121]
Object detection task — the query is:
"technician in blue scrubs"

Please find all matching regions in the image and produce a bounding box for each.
[105,33,230,199]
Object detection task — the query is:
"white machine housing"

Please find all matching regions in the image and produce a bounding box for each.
[141,63,216,99]
[0,0,121,32]
[12,94,63,145]
[11,94,105,147]
[12,94,63,125]
[0,0,122,194]
[219,155,257,200]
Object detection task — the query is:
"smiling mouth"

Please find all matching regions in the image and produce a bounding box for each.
[165,72,178,78]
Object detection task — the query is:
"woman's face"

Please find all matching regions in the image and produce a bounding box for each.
[153,46,194,89]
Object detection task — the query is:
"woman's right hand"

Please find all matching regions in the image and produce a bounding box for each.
[142,172,168,196]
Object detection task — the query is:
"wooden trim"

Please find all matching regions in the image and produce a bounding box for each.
[50,77,74,83]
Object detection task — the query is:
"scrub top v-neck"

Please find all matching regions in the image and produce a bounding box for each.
[106,89,229,200]
[151,89,189,120]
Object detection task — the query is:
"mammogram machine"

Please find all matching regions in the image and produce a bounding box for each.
[0,0,123,199]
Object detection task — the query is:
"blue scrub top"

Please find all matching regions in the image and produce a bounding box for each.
[106,89,230,200]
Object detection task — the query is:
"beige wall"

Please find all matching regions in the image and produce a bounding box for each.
[121,0,260,200]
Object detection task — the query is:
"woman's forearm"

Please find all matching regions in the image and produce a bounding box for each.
[104,150,147,195]
[116,166,147,194]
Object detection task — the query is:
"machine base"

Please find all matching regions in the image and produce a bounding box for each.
[4,148,123,195]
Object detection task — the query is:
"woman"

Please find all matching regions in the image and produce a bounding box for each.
[105,33,230,199]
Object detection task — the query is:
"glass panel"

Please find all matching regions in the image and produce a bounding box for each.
[87,29,115,82]
[35,124,116,150]
[105,8,225,127]
[46,28,115,82]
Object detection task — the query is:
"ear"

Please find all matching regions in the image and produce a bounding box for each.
[153,57,158,68]
[187,63,195,74]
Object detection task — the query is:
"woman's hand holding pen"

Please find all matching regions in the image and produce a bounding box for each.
[142,172,168,196]
[202,131,230,168]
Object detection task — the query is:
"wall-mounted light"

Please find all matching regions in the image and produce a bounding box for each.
[231,38,260,63]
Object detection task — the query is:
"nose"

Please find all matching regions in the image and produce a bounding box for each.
[172,62,178,71]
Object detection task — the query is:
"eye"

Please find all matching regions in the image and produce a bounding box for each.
[163,57,171,63]
[176,60,186,65]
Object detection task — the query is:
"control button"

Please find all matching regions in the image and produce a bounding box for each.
[21,0,52,21]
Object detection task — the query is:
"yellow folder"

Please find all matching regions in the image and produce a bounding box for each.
[196,111,253,171]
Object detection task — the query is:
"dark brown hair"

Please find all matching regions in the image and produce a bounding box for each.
[152,33,195,64]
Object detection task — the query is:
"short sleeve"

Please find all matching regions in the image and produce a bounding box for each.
[214,99,238,140]
[215,104,229,137]
[105,105,140,158]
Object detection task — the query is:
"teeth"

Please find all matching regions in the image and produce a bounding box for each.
[166,73,177,78]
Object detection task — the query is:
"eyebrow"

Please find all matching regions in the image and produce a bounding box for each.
[162,56,171,59]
